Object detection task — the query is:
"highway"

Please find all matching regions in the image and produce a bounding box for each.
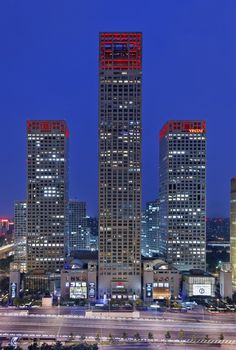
[27,305,236,324]
[0,313,236,340]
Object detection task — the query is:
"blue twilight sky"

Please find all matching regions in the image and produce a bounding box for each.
[0,0,236,218]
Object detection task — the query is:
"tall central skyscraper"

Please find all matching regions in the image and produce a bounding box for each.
[27,120,68,273]
[159,120,206,271]
[98,32,142,298]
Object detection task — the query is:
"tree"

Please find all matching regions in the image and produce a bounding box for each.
[40,344,52,350]
[148,332,154,341]
[165,331,171,340]
[91,345,98,350]
[13,297,23,307]
[68,333,75,341]
[80,335,86,342]
[4,346,17,350]
[95,333,100,344]
[108,333,113,344]
[134,332,141,341]
[53,342,63,350]
[219,333,224,340]
[178,329,185,340]
[28,339,39,350]
[122,332,128,341]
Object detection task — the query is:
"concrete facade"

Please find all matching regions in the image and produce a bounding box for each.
[182,270,215,298]
[143,259,181,301]
[220,268,232,299]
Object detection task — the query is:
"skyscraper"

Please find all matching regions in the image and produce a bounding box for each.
[141,200,160,257]
[230,177,236,285]
[14,201,27,272]
[159,120,206,271]
[98,32,142,298]
[26,120,68,273]
[68,200,90,253]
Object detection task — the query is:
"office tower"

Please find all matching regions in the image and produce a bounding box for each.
[159,120,206,271]
[68,201,90,253]
[27,120,68,273]
[230,177,236,285]
[141,200,160,257]
[98,32,142,298]
[14,201,27,272]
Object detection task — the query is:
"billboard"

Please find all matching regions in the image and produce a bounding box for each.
[69,281,87,299]
[10,282,17,299]
[146,283,152,298]
[193,284,211,296]
[88,282,95,298]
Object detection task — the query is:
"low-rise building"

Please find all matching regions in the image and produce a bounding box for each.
[61,256,97,301]
[143,258,181,301]
[182,269,215,299]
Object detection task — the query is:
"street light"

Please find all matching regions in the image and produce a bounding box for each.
[57,296,60,316]
[108,298,111,312]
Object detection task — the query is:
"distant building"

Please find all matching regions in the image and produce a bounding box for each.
[206,218,230,242]
[141,210,149,257]
[68,201,90,254]
[0,218,14,237]
[141,200,160,257]
[14,201,27,272]
[206,241,230,273]
[86,216,98,237]
[230,177,236,285]
[159,120,206,271]
[86,216,98,251]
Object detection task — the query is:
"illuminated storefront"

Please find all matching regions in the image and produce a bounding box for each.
[143,259,181,301]
[61,257,97,300]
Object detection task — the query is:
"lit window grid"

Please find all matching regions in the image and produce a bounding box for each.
[159,124,206,271]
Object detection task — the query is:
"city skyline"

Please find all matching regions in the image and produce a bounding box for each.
[1,1,236,218]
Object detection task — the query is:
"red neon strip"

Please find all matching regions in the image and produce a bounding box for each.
[27,120,69,137]
[160,121,206,139]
